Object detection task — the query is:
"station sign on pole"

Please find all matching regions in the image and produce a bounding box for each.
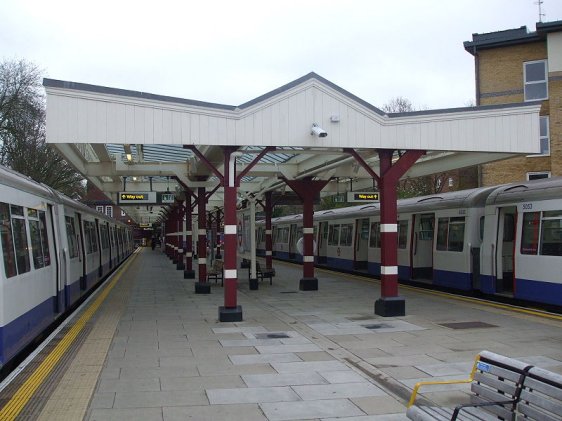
[346,191,380,202]
[118,191,175,205]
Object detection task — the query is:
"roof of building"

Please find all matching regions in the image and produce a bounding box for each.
[464,20,562,54]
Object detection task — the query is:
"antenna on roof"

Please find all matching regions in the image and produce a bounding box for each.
[535,0,545,22]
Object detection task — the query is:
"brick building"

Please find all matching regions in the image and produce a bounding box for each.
[464,20,562,185]
[82,182,133,224]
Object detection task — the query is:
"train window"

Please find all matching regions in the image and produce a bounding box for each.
[328,225,340,246]
[1,202,17,278]
[39,212,51,266]
[398,220,408,249]
[100,225,110,250]
[340,224,353,246]
[65,216,79,258]
[436,218,448,251]
[84,221,98,254]
[448,217,465,252]
[540,211,562,256]
[29,218,44,269]
[521,212,540,255]
[436,217,465,252]
[11,207,31,275]
[419,215,434,240]
[369,222,381,248]
[480,216,485,241]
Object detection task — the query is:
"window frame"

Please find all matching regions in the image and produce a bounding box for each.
[527,171,551,181]
[524,59,548,101]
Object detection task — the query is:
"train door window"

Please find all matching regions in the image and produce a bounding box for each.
[28,209,46,269]
[10,205,31,274]
[398,220,409,249]
[540,210,562,256]
[419,215,434,240]
[369,222,381,248]
[479,216,485,241]
[521,212,540,255]
[328,224,340,246]
[65,216,79,258]
[340,224,353,246]
[0,202,17,278]
[503,214,515,242]
[39,211,51,266]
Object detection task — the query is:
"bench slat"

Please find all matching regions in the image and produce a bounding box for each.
[473,372,518,396]
[470,394,514,420]
[525,374,562,400]
[517,402,561,421]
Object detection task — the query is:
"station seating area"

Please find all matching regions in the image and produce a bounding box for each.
[406,350,562,421]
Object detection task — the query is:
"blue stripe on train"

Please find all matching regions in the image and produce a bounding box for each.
[516,278,562,307]
[433,269,472,290]
[0,297,56,366]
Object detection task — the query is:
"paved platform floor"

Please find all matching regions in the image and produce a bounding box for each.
[21,248,562,420]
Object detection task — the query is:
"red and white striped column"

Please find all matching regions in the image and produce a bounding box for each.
[264,191,273,270]
[195,187,210,294]
[220,149,243,321]
[184,199,195,279]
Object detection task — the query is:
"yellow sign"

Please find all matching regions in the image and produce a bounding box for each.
[347,191,380,202]
[121,193,147,201]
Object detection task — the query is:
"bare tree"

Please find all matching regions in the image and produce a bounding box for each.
[382,96,415,113]
[0,59,85,198]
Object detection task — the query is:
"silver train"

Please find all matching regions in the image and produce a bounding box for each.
[244,177,562,310]
[0,165,134,369]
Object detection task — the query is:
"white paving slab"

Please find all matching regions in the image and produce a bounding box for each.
[242,372,328,387]
[256,344,322,354]
[415,361,473,376]
[213,326,268,334]
[206,386,300,404]
[292,382,386,400]
[260,398,365,421]
[272,360,350,373]
[322,414,409,421]
[229,353,302,365]
[220,339,284,347]
[319,370,368,384]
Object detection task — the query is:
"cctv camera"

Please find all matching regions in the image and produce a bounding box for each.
[311,123,328,138]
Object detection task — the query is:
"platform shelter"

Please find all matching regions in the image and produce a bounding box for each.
[43,72,541,321]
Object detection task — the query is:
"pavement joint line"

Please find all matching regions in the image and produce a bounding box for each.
[0,250,139,421]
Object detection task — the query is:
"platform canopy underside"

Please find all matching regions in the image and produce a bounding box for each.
[43,72,541,223]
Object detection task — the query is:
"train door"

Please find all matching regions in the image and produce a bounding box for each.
[495,207,516,294]
[317,222,328,263]
[471,216,484,290]
[411,213,435,280]
[95,219,103,277]
[76,213,87,290]
[354,218,369,270]
[289,224,298,259]
[47,204,63,313]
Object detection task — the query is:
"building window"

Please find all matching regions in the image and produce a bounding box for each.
[540,116,550,155]
[96,205,104,213]
[527,172,550,180]
[524,60,548,101]
[105,206,113,218]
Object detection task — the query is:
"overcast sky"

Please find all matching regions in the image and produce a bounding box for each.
[2,0,561,111]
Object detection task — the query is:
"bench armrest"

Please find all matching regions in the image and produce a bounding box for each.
[408,354,481,408]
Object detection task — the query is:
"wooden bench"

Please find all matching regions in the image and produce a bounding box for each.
[207,260,224,286]
[407,350,532,421]
[256,261,275,285]
[517,366,562,421]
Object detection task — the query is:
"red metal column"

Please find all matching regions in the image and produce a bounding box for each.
[184,200,195,279]
[176,206,185,270]
[284,178,329,291]
[195,187,210,294]
[264,191,273,270]
[220,149,243,321]
[375,149,425,316]
[215,209,222,259]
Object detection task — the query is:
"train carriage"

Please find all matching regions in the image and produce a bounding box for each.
[0,165,133,368]
[480,178,562,306]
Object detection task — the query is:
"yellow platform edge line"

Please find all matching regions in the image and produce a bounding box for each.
[0,250,139,421]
